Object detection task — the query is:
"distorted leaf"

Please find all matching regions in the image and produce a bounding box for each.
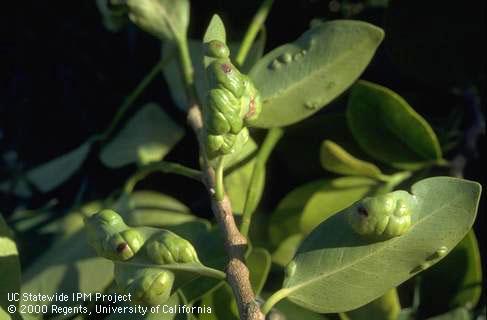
[20,192,208,311]
[280,177,480,313]
[269,177,377,246]
[203,14,226,69]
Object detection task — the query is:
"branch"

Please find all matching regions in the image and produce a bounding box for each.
[187,104,265,320]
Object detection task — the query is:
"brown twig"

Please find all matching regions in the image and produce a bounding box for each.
[187,103,265,320]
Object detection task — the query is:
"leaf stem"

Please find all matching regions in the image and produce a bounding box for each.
[240,127,284,237]
[261,288,291,315]
[124,161,202,194]
[176,37,197,102]
[215,156,225,201]
[383,171,412,191]
[235,0,274,66]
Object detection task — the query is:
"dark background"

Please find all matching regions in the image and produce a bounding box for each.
[0,0,485,315]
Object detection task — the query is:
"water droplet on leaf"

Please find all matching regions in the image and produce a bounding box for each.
[410,261,431,274]
[427,246,448,261]
[305,101,320,110]
[269,59,282,70]
[326,81,336,89]
[279,53,292,64]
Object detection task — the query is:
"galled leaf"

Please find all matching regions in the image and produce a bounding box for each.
[279,177,480,313]
[269,177,377,246]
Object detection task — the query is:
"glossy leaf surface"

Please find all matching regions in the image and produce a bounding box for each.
[249,20,384,127]
[281,177,481,313]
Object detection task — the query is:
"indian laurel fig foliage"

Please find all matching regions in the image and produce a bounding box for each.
[0,1,483,320]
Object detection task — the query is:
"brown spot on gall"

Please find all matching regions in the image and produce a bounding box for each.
[246,97,256,118]
[358,206,368,217]
[117,242,128,253]
[221,63,232,74]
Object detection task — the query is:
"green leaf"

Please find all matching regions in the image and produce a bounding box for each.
[249,20,384,128]
[105,292,182,320]
[179,227,227,303]
[113,191,202,227]
[100,103,184,168]
[278,177,481,313]
[301,177,378,236]
[269,177,377,246]
[203,14,226,69]
[320,140,384,179]
[21,230,114,309]
[163,40,206,111]
[223,138,258,215]
[1,215,21,318]
[262,292,330,320]
[419,230,483,315]
[347,80,443,170]
[426,308,471,320]
[125,0,189,43]
[199,284,239,320]
[346,289,401,320]
[0,141,91,197]
[21,193,206,311]
[247,248,271,295]
[241,127,285,236]
[272,234,303,267]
